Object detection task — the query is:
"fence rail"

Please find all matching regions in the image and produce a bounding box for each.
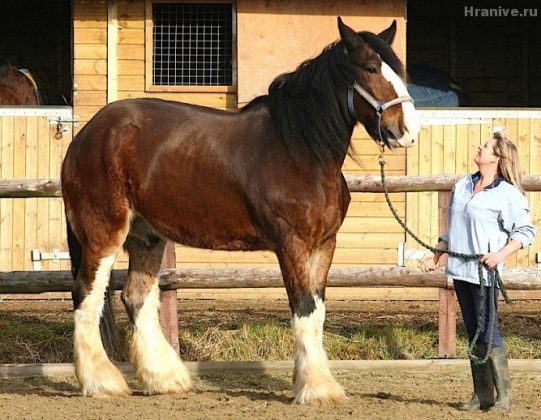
[1,267,540,294]
[2,174,541,198]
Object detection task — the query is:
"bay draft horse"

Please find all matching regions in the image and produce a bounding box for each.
[0,59,40,105]
[61,18,420,404]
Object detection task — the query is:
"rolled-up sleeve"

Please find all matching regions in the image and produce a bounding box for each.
[499,195,537,248]
[439,184,455,244]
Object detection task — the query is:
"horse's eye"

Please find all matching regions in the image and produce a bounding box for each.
[367,67,377,74]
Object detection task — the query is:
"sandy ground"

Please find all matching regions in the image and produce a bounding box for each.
[1,298,540,418]
[0,370,540,419]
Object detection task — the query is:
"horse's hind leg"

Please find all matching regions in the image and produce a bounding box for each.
[121,217,191,395]
[71,222,131,397]
[278,235,345,404]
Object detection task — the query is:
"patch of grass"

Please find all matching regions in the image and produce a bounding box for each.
[0,319,74,364]
[2,317,541,364]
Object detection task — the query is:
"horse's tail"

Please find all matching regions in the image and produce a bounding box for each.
[66,218,121,359]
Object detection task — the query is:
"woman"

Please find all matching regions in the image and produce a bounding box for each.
[421,130,536,411]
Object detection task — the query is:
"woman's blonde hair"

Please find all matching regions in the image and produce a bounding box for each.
[493,131,524,194]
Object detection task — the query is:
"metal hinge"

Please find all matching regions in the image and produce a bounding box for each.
[31,249,71,271]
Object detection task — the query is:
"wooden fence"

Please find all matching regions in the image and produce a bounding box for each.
[1,174,541,358]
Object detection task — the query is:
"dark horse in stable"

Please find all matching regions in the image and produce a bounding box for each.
[0,59,40,105]
[62,18,420,404]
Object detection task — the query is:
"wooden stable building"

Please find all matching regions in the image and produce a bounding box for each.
[0,0,540,274]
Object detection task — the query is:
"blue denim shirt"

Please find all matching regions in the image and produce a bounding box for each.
[440,172,536,285]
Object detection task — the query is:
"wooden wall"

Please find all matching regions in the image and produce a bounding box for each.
[406,110,541,269]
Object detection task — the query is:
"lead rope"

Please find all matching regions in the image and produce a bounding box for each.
[377,144,511,364]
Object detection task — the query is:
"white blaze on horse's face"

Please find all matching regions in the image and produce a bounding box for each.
[380,61,420,147]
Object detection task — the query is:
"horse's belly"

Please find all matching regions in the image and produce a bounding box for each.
[135,194,268,252]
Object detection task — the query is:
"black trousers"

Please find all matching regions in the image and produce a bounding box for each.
[454,279,504,349]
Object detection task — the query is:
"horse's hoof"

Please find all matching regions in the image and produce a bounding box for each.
[292,376,346,405]
[77,359,131,397]
[137,365,193,395]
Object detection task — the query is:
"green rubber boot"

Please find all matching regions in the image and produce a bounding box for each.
[460,345,495,411]
[488,347,512,411]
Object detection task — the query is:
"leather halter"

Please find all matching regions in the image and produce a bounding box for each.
[347,81,414,144]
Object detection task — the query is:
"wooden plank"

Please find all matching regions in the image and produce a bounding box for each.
[351,192,405,203]
[118,20,145,30]
[117,91,237,108]
[417,126,432,262]
[176,287,440,301]
[118,28,144,44]
[442,125,456,175]
[505,118,519,268]
[74,59,107,75]
[48,121,64,271]
[108,0,119,103]
[430,125,443,246]
[0,117,13,270]
[12,117,26,270]
[339,217,406,234]
[173,247,397,265]
[342,154,405,172]
[117,44,144,60]
[73,19,107,29]
[118,75,145,91]
[528,119,541,266]
[74,44,107,60]
[334,233,405,249]
[24,118,38,271]
[517,118,531,267]
[74,28,107,44]
[455,125,469,175]
[438,288,457,358]
[74,75,107,91]
[73,91,107,106]
[160,241,179,353]
[36,118,50,271]
[118,60,145,76]
[346,201,405,217]
[406,124,420,266]
[467,124,481,173]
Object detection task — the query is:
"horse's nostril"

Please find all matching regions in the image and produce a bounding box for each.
[411,139,415,144]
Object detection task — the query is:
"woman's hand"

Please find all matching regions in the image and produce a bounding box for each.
[480,251,506,269]
[420,253,440,272]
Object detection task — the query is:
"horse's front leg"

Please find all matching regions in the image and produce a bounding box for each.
[278,235,346,404]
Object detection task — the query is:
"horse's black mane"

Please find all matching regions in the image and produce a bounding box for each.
[243,31,405,165]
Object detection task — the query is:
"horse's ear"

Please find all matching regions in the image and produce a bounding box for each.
[377,20,397,45]
[338,17,363,50]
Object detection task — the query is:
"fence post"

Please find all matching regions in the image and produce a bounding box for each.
[159,241,180,353]
[438,191,457,358]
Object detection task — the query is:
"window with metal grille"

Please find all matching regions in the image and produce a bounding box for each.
[152,3,233,86]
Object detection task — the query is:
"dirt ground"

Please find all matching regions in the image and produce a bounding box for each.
[0,298,540,418]
[1,370,540,419]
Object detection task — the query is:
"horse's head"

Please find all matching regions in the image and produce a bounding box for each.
[338,18,420,149]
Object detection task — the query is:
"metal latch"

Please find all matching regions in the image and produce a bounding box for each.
[31,249,71,270]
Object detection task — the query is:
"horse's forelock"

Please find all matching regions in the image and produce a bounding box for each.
[358,31,406,81]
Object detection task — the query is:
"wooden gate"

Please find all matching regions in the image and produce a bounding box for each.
[0,106,74,271]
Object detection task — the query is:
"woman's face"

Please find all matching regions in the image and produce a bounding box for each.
[474,138,499,167]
